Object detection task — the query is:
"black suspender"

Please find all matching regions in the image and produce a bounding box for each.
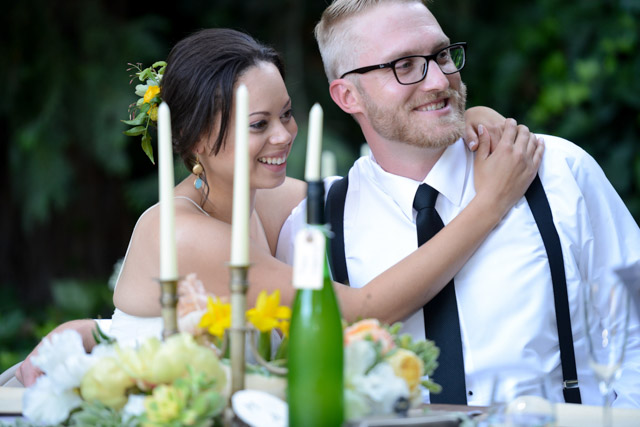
[325,173,582,404]
[524,175,582,404]
[326,176,350,285]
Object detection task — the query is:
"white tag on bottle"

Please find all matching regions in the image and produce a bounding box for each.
[292,228,325,290]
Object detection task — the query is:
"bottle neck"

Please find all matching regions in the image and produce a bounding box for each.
[306,180,325,226]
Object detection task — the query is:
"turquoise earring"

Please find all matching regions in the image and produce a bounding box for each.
[193,157,204,190]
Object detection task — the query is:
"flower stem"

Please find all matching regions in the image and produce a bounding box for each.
[258,331,271,362]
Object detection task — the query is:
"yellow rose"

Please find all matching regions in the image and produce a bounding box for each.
[386,348,424,393]
[80,356,135,409]
[117,333,225,391]
[143,85,160,104]
[117,338,162,389]
[185,343,227,392]
[149,333,226,389]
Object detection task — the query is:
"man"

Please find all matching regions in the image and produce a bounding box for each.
[308,0,640,407]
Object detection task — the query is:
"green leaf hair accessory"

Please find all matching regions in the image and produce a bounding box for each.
[123,61,167,164]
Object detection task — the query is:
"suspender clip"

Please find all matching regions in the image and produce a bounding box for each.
[563,379,579,389]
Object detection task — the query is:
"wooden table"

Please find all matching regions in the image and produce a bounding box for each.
[3,387,640,426]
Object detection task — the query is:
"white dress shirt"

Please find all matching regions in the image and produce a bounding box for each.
[276,135,640,407]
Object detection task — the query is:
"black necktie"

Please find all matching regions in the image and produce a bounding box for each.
[413,183,467,404]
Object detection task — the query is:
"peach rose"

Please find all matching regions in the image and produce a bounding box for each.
[344,319,395,355]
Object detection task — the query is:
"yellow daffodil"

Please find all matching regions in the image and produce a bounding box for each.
[143,85,160,104]
[278,319,290,339]
[198,296,231,338]
[246,290,291,333]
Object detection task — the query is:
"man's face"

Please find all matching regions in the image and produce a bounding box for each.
[350,2,466,149]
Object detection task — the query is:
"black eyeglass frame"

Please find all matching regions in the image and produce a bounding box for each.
[339,42,467,85]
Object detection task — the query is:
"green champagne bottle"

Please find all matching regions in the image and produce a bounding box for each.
[288,180,344,427]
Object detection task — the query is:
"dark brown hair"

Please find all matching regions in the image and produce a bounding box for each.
[161,28,286,171]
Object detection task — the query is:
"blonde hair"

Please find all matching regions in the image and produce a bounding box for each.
[314,0,429,82]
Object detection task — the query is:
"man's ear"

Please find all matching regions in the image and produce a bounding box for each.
[329,79,362,115]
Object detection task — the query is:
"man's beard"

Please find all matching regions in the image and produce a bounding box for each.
[362,81,467,149]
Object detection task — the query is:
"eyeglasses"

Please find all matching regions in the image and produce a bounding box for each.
[339,42,467,85]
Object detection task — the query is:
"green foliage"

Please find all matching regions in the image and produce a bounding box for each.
[0,279,113,374]
[431,0,640,222]
[139,368,226,427]
[2,0,167,228]
[68,401,137,427]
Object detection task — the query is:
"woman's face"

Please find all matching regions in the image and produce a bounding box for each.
[206,62,298,191]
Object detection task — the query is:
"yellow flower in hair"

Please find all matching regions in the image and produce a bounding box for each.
[246,290,291,333]
[148,104,158,121]
[143,85,160,104]
[198,296,231,338]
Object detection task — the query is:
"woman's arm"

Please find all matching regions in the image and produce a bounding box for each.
[338,119,543,322]
[115,120,542,323]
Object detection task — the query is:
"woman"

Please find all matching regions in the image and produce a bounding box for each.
[16,28,542,385]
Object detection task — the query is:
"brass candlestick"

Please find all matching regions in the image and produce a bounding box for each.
[158,278,179,339]
[228,265,249,395]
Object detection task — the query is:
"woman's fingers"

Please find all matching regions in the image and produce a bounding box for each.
[16,357,42,387]
[475,124,491,159]
[464,123,479,152]
[534,136,545,168]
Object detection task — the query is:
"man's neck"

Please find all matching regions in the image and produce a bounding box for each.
[369,140,448,182]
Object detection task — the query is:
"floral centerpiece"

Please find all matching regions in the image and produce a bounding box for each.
[21,273,440,425]
[22,330,227,426]
[343,319,440,419]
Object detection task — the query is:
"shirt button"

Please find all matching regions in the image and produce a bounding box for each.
[468,390,473,396]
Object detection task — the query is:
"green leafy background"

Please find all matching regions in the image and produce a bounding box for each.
[1,0,638,372]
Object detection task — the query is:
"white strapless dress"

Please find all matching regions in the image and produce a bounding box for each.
[109,308,163,346]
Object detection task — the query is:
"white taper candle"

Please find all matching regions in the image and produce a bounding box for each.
[305,103,323,182]
[321,150,337,178]
[158,102,178,280]
[230,84,250,266]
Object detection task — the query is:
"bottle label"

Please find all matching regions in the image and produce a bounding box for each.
[292,227,325,290]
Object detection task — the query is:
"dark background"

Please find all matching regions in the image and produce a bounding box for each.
[1,0,639,371]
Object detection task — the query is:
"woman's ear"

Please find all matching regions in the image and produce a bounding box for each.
[329,79,362,115]
[193,140,207,155]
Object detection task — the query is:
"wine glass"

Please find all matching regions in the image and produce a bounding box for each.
[480,367,555,427]
[583,277,631,427]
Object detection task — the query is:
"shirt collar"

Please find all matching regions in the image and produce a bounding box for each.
[367,138,469,221]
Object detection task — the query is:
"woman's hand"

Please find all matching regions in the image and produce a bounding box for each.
[15,348,43,387]
[15,319,98,386]
[464,106,506,152]
[473,119,544,219]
